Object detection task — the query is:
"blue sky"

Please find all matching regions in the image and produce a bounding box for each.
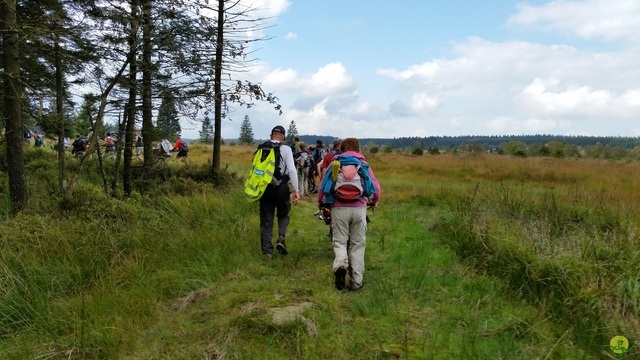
[186,0,640,140]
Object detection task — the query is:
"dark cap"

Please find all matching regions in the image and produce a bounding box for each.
[271,125,286,136]
[332,139,341,148]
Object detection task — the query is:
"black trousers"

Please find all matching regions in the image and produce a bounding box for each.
[259,182,291,255]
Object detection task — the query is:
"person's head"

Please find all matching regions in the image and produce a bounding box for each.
[339,137,360,153]
[270,125,286,141]
[332,139,341,150]
[316,140,324,148]
[294,136,299,142]
[106,132,111,136]
[75,134,80,139]
[299,142,306,150]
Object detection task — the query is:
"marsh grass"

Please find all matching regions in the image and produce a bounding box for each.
[1,146,634,358]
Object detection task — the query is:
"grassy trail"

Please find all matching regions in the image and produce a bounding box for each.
[3,146,632,358]
[123,190,586,359]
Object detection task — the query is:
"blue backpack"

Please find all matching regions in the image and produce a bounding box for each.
[321,154,376,205]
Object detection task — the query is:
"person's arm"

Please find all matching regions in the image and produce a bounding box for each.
[280,146,299,193]
[368,167,381,205]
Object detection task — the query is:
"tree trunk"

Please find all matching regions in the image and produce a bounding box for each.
[2,0,28,214]
[55,37,66,194]
[141,0,153,175]
[212,0,224,180]
[124,0,140,195]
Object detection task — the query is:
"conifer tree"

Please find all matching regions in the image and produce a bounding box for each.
[199,116,214,143]
[286,120,299,144]
[156,92,181,140]
[239,115,254,144]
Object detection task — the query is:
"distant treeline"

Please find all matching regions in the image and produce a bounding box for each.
[294,134,640,150]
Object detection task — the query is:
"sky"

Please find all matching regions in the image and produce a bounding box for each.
[184,0,640,140]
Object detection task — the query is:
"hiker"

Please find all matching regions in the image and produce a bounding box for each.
[71,134,87,157]
[296,142,310,196]
[311,140,328,191]
[173,137,189,164]
[135,130,143,160]
[259,125,300,260]
[317,137,381,291]
[104,132,116,158]
[23,126,32,143]
[320,138,342,176]
[291,136,302,161]
[33,131,44,148]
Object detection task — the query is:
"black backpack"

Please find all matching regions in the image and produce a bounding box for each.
[181,142,189,152]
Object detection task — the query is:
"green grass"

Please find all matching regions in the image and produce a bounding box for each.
[2,147,637,358]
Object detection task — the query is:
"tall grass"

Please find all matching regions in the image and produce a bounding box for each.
[2,146,634,358]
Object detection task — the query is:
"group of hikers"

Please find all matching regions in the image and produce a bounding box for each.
[12,127,190,164]
[246,125,381,292]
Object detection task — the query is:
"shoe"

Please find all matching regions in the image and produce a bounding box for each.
[347,282,363,291]
[262,253,273,261]
[334,267,347,290]
[276,237,288,255]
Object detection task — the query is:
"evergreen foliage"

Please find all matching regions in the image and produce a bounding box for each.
[286,120,298,144]
[199,116,214,143]
[238,115,254,144]
[156,92,181,141]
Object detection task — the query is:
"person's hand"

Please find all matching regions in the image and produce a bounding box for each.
[292,192,301,205]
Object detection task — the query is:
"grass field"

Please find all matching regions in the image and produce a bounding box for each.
[0,144,637,359]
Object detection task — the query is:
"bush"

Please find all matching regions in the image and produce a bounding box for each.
[412,147,423,156]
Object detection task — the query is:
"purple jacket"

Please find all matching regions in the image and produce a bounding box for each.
[317,150,381,207]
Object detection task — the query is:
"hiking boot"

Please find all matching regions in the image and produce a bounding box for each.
[347,282,363,291]
[276,237,288,255]
[334,267,347,290]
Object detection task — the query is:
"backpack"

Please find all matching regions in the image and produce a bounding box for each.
[291,143,300,160]
[181,142,189,152]
[296,152,310,169]
[105,136,115,146]
[321,154,376,205]
[314,147,328,164]
[244,141,282,202]
[34,135,44,147]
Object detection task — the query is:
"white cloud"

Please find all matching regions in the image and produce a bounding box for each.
[520,77,612,116]
[263,62,355,98]
[519,78,640,118]
[508,0,640,42]
[285,32,297,40]
[486,116,568,135]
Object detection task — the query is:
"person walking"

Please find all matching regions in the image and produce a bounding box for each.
[260,125,300,260]
[296,142,310,196]
[317,137,381,291]
[172,137,189,165]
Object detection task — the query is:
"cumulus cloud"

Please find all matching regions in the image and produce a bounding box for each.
[519,78,640,118]
[285,32,297,40]
[486,116,568,135]
[389,93,441,117]
[507,0,640,42]
[263,62,355,98]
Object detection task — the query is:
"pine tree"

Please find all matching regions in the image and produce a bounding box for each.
[156,91,181,140]
[239,115,254,144]
[286,120,299,144]
[199,116,214,143]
